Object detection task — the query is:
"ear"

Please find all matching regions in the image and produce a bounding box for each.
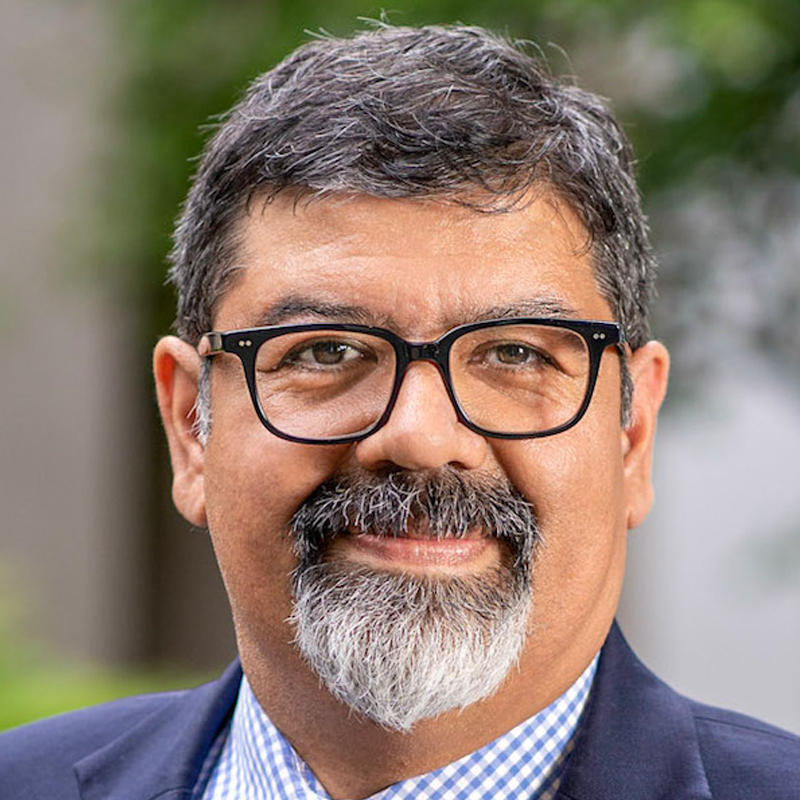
[621,341,670,530]
[153,336,207,527]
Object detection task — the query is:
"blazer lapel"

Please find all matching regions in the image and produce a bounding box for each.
[74,660,242,800]
[554,622,712,800]
[72,626,713,799]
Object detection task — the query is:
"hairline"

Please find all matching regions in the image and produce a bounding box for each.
[190,181,617,340]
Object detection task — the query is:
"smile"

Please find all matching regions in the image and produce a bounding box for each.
[330,526,500,571]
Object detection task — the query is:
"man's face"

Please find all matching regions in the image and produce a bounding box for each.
[158,191,666,729]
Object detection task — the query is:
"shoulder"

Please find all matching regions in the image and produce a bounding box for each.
[688,699,800,799]
[569,623,800,800]
[0,690,187,799]
[0,662,240,800]
[0,661,240,800]
[0,688,187,758]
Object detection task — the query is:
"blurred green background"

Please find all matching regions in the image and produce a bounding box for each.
[1,0,798,732]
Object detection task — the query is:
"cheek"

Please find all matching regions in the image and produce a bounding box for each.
[202,401,350,632]
[204,367,349,543]
[495,405,624,532]
[491,400,627,620]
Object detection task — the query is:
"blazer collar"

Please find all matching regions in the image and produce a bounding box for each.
[73,624,712,800]
[74,660,242,800]
[555,622,712,800]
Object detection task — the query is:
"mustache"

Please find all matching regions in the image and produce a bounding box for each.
[289,467,541,573]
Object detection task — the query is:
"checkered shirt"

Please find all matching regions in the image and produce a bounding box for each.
[197,652,597,800]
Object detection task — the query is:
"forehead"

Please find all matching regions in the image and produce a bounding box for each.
[215,191,610,335]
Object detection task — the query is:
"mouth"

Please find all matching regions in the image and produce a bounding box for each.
[327,524,500,572]
[289,467,538,579]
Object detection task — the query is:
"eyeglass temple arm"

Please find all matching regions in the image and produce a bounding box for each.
[197,332,224,357]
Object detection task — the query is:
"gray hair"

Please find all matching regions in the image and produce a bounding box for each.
[288,466,539,730]
[171,24,656,430]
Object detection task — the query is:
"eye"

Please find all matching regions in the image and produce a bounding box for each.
[283,338,367,368]
[493,343,538,365]
[483,342,551,367]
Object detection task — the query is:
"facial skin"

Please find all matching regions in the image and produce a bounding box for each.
[154,191,669,799]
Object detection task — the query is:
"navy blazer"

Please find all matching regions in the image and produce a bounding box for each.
[1,623,798,799]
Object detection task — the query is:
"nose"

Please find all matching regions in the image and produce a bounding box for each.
[354,361,488,471]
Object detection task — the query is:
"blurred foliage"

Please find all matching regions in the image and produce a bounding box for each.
[0,602,208,732]
[0,661,205,733]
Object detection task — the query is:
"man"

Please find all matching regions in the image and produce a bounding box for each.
[2,23,798,800]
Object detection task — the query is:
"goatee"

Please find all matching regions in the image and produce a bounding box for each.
[288,468,541,732]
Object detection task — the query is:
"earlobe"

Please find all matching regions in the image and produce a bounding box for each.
[153,336,208,527]
[621,341,670,530]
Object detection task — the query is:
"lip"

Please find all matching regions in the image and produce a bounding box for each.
[330,528,498,571]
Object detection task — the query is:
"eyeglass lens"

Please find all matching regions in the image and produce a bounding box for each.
[253,325,590,440]
[451,324,589,435]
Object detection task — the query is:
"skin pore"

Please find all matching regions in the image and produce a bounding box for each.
[154,191,669,799]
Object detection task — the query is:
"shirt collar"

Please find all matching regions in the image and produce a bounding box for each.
[201,654,598,800]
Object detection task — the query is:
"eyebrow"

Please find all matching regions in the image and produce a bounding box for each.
[468,298,581,322]
[252,294,581,329]
[254,296,389,327]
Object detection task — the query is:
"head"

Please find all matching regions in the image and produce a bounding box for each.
[154,24,668,733]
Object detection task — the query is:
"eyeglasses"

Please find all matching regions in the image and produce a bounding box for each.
[198,317,625,444]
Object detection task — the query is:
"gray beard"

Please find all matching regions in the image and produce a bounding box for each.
[287,468,541,732]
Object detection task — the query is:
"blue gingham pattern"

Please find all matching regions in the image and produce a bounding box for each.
[199,653,598,800]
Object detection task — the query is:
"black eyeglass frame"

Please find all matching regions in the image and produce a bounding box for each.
[199,317,626,444]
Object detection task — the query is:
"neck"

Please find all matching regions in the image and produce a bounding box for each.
[239,623,605,800]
